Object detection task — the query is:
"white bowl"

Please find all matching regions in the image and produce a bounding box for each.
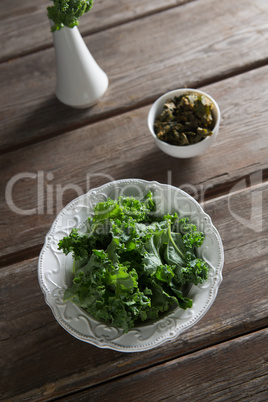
[148,88,221,158]
[38,179,224,352]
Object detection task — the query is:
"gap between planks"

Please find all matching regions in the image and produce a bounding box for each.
[1,59,268,157]
[0,175,267,269]
[48,326,268,402]
[0,0,197,65]
[203,168,268,206]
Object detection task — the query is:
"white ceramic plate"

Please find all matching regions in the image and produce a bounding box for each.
[38,179,224,352]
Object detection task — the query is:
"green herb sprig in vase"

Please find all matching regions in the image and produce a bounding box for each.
[48,0,108,108]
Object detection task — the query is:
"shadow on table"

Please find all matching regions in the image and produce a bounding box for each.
[116,147,197,190]
[3,95,95,153]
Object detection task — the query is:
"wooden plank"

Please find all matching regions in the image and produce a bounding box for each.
[1,66,268,259]
[0,0,189,62]
[1,0,268,151]
[66,329,268,401]
[1,184,267,400]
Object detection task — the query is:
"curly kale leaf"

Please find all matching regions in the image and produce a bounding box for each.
[91,191,156,225]
[58,227,111,262]
[58,193,209,332]
[63,249,151,332]
[48,0,94,32]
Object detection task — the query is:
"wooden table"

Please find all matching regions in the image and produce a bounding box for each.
[1,0,268,400]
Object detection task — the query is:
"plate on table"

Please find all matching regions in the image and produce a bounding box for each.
[38,179,224,352]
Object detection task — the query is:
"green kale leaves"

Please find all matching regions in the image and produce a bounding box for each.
[58,192,209,332]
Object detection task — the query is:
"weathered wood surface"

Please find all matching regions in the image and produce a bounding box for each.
[0,0,189,62]
[1,183,267,400]
[1,0,268,400]
[1,0,268,152]
[1,66,267,260]
[64,329,268,401]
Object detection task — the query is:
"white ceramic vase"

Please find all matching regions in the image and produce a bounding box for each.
[52,26,108,108]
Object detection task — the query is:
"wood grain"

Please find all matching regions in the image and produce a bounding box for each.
[0,0,189,62]
[1,183,267,400]
[1,0,268,152]
[65,329,268,401]
[1,66,268,259]
[2,0,268,400]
